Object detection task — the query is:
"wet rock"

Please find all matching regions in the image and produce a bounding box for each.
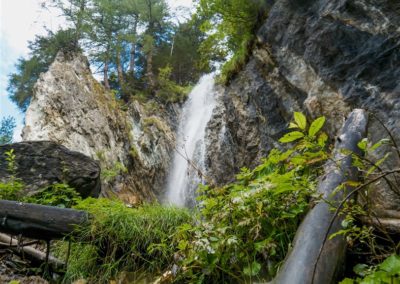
[0,141,100,198]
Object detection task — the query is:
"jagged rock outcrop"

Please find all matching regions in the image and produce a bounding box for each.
[206,0,400,218]
[0,141,100,198]
[22,52,176,204]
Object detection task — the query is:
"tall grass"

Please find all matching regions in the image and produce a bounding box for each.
[55,198,192,283]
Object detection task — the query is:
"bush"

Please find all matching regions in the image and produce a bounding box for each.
[24,183,82,208]
[340,254,400,284]
[0,149,24,200]
[174,113,330,283]
[156,65,189,103]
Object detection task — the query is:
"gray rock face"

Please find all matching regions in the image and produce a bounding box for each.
[22,52,176,204]
[0,141,100,198]
[206,0,400,216]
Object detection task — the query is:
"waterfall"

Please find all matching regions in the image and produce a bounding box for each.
[165,74,216,207]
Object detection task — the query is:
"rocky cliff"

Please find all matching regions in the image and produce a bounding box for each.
[20,0,399,214]
[206,0,399,220]
[22,52,177,204]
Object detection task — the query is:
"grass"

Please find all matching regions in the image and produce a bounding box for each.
[55,198,192,283]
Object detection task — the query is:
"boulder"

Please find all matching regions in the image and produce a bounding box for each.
[0,141,100,198]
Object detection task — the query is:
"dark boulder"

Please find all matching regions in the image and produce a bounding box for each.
[0,141,101,198]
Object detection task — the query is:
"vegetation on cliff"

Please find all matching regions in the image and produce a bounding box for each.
[7,0,269,110]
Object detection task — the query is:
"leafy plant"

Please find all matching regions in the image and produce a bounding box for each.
[329,134,400,264]
[101,162,128,182]
[340,254,400,284]
[174,113,329,283]
[0,149,24,200]
[155,65,189,103]
[196,0,269,84]
[24,183,82,208]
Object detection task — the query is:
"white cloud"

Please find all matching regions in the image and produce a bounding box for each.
[0,0,66,56]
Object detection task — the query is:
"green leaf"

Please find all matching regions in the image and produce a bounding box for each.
[353,263,369,277]
[370,138,390,152]
[366,153,390,177]
[317,132,328,147]
[308,116,326,137]
[294,112,307,130]
[243,261,261,276]
[357,138,368,151]
[379,254,400,275]
[289,122,299,129]
[279,131,304,143]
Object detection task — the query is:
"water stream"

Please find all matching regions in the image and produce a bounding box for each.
[165,74,216,207]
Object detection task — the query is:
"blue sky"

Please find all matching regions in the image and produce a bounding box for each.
[0,0,193,141]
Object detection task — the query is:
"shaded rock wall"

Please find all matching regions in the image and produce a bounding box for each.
[206,0,400,216]
[0,141,100,198]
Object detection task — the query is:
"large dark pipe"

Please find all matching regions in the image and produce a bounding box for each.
[273,109,368,284]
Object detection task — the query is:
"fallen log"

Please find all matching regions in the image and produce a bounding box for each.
[0,233,64,271]
[0,200,89,240]
[273,109,368,284]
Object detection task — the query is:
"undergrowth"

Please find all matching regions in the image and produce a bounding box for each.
[173,113,330,283]
[55,198,192,283]
[340,254,400,284]
[4,112,398,283]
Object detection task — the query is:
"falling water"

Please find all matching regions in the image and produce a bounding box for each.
[165,74,217,207]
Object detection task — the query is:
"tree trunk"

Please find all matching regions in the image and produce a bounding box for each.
[273,109,368,284]
[74,0,86,47]
[129,18,138,75]
[103,59,110,90]
[146,47,155,91]
[116,48,124,86]
[129,42,136,77]
[0,200,89,240]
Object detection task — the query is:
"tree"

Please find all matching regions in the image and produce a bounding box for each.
[48,0,90,46]
[153,17,209,85]
[138,0,169,91]
[120,0,141,75]
[195,0,268,82]
[0,116,16,145]
[86,0,129,91]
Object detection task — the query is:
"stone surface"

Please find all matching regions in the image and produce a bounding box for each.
[22,52,176,204]
[0,141,100,198]
[206,0,400,217]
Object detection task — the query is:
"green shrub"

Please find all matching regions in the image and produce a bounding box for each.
[0,179,24,201]
[174,113,329,283]
[24,183,82,208]
[0,149,24,200]
[56,198,192,283]
[101,162,127,182]
[156,65,189,103]
[340,254,400,284]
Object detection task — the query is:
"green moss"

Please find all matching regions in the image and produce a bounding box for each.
[129,146,139,160]
[142,116,169,134]
[217,36,253,85]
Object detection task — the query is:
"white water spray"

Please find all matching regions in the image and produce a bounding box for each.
[165,74,217,207]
